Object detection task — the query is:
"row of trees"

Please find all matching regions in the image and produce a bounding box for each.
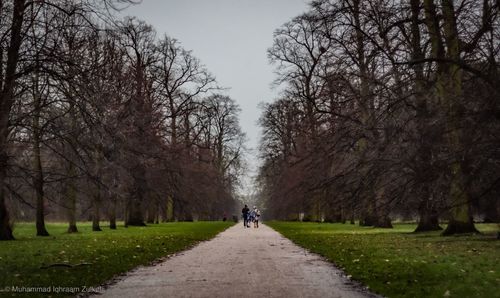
[258,0,499,234]
[1,0,245,240]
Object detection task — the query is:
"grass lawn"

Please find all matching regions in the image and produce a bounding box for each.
[267,221,500,298]
[0,221,233,297]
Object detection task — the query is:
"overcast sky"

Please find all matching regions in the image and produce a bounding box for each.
[120,0,309,181]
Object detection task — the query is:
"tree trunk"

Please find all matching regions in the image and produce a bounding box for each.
[126,177,145,226]
[0,0,26,241]
[109,194,117,229]
[422,0,478,235]
[439,0,478,235]
[146,195,156,224]
[123,201,128,227]
[373,212,393,228]
[375,216,393,228]
[415,206,442,232]
[415,186,442,232]
[66,179,78,233]
[125,54,147,227]
[359,213,376,226]
[92,149,103,231]
[0,176,14,240]
[443,216,477,235]
[65,149,78,233]
[109,211,117,229]
[65,104,78,233]
[373,188,393,228]
[166,195,174,222]
[352,0,380,228]
[412,0,441,233]
[155,203,159,224]
[359,195,376,226]
[92,192,101,231]
[32,70,49,237]
[34,144,49,236]
[126,199,145,226]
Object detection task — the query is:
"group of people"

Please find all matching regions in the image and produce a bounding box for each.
[241,205,261,228]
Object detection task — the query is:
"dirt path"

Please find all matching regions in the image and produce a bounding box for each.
[96,224,378,298]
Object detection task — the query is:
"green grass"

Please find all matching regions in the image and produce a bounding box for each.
[267,221,500,298]
[0,221,233,297]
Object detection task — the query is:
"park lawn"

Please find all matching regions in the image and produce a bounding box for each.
[0,221,233,297]
[267,221,500,298]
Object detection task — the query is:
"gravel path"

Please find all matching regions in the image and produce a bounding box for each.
[96,223,378,298]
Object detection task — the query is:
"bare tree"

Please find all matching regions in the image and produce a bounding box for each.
[259,0,499,235]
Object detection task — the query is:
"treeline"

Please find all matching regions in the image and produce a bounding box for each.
[0,0,245,240]
[258,0,499,235]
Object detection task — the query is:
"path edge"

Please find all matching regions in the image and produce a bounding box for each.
[79,222,236,297]
[265,223,384,298]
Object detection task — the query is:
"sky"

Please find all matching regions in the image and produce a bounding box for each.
[120,0,309,182]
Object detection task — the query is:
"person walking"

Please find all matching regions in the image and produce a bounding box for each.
[253,207,261,228]
[248,208,255,228]
[241,205,250,228]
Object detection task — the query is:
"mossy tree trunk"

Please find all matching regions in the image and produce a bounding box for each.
[165,195,174,222]
[421,0,491,235]
[439,0,478,235]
